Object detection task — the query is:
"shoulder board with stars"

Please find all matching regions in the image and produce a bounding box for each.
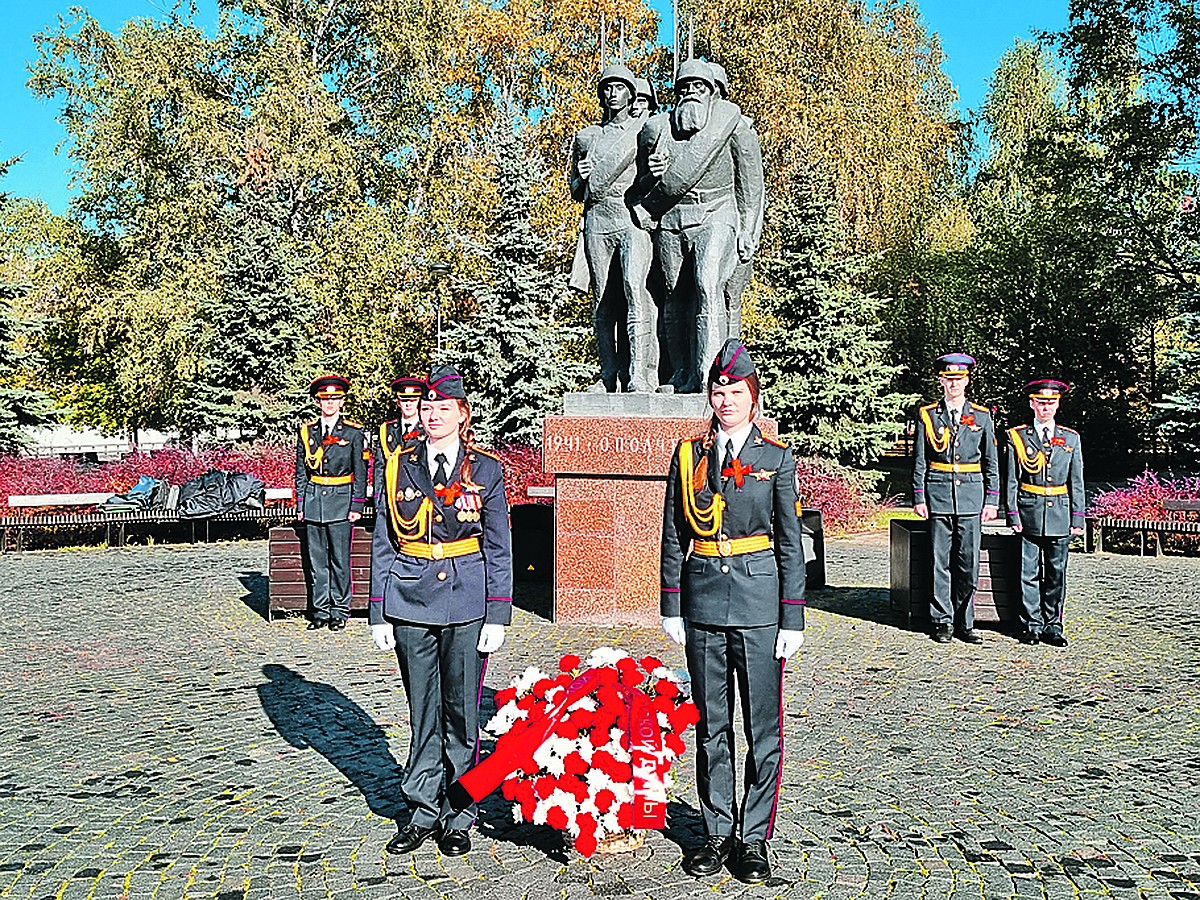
[761,434,787,449]
[969,403,990,414]
[343,419,364,429]
[470,446,501,462]
[1058,425,1079,436]
[920,402,938,412]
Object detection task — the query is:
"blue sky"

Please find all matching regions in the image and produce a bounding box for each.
[0,0,1067,214]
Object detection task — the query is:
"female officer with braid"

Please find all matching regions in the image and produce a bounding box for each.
[661,339,806,885]
[368,363,513,858]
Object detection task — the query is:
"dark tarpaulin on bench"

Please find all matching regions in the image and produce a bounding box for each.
[178,470,265,519]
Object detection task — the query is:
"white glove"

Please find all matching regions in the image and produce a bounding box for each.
[370,623,396,652]
[477,624,506,654]
[775,629,805,660]
[662,616,687,646]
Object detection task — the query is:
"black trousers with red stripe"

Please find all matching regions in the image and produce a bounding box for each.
[392,619,485,831]
[684,623,784,843]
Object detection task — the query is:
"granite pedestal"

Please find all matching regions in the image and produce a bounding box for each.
[543,393,777,626]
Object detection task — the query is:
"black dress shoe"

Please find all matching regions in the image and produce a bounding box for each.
[932,624,953,644]
[735,840,771,884]
[682,834,734,876]
[306,619,328,630]
[1042,632,1068,647]
[956,629,984,644]
[437,827,471,857]
[385,823,436,854]
[328,619,347,631]
[1019,631,1040,645]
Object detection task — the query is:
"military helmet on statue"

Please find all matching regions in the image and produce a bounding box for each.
[596,64,638,101]
[674,58,716,93]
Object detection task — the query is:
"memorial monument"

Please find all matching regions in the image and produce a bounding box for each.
[550,58,773,624]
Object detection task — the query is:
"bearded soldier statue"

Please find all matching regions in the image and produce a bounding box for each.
[633,59,765,393]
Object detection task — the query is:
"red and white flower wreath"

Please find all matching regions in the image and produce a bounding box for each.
[481,647,699,857]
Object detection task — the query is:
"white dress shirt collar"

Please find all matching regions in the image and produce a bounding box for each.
[716,422,754,460]
[427,437,461,480]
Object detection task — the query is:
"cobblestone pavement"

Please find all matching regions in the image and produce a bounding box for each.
[1,535,1198,900]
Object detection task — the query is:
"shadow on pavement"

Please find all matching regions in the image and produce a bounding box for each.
[257,664,404,819]
[806,585,907,629]
[238,571,270,621]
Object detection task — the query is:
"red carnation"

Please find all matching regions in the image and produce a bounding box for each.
[502,779,519,801]
[594,789,616,812]
[665,732,686,756]
[654,680,679,700]
[559,654,581,672]
[589,727,610,748]
[547,806,569,830]
[516,694,537,711]
[563,752,589,776]
[520,795,537,821]
[575,829,598,858]
[618,667,645,688]
[616,802,633,829]
[535,775,557,799]
[640,655,665,672]
[561,776,589,803]
[495,686,518,707]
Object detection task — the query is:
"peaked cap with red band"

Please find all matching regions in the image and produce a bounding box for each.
[390,376,425,399]
[707,338,756,387]
[426,363,467,400]
[1026,378,1070,399]
[309,374,349,399]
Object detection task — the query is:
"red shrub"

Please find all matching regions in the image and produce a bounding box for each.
[794,457,882,534]
[498,443,553,508]
[1089,470,1200,520]
[0,442,296,510]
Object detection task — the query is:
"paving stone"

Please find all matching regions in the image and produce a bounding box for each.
[0,536,1197,897]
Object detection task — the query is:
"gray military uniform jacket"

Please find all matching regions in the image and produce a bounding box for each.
[661,426,806,631]
[912,400,1000,516]
[369,440,513,628]
[1005,423,1086,537]
[294,418,368,523]
[373,419,422,503]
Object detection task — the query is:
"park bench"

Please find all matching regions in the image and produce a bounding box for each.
[1086,499,1200,556]
[1,487,297,553]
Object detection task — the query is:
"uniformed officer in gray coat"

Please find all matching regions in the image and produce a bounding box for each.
[373,375,425,504]
[912,353,1000,643]
[368,364,513,859]
[294,374,368,630]
[1005,379,1085,647]
[661,339,805,885]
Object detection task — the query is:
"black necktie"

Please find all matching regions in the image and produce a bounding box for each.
[721,442,734,486]
[433,452,449,488]
[1043,427,1051,445]
[950,408,959,430]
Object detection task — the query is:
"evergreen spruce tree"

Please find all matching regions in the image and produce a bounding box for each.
[184,181,314,440]
[0,159,54,451]
[0,284,55,453]
[750,166,911,465]
[442,112,589,446]
[1156,287,1200,458]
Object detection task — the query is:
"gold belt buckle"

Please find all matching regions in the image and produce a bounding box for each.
[718,539,732,557]
[430,542,445,560]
